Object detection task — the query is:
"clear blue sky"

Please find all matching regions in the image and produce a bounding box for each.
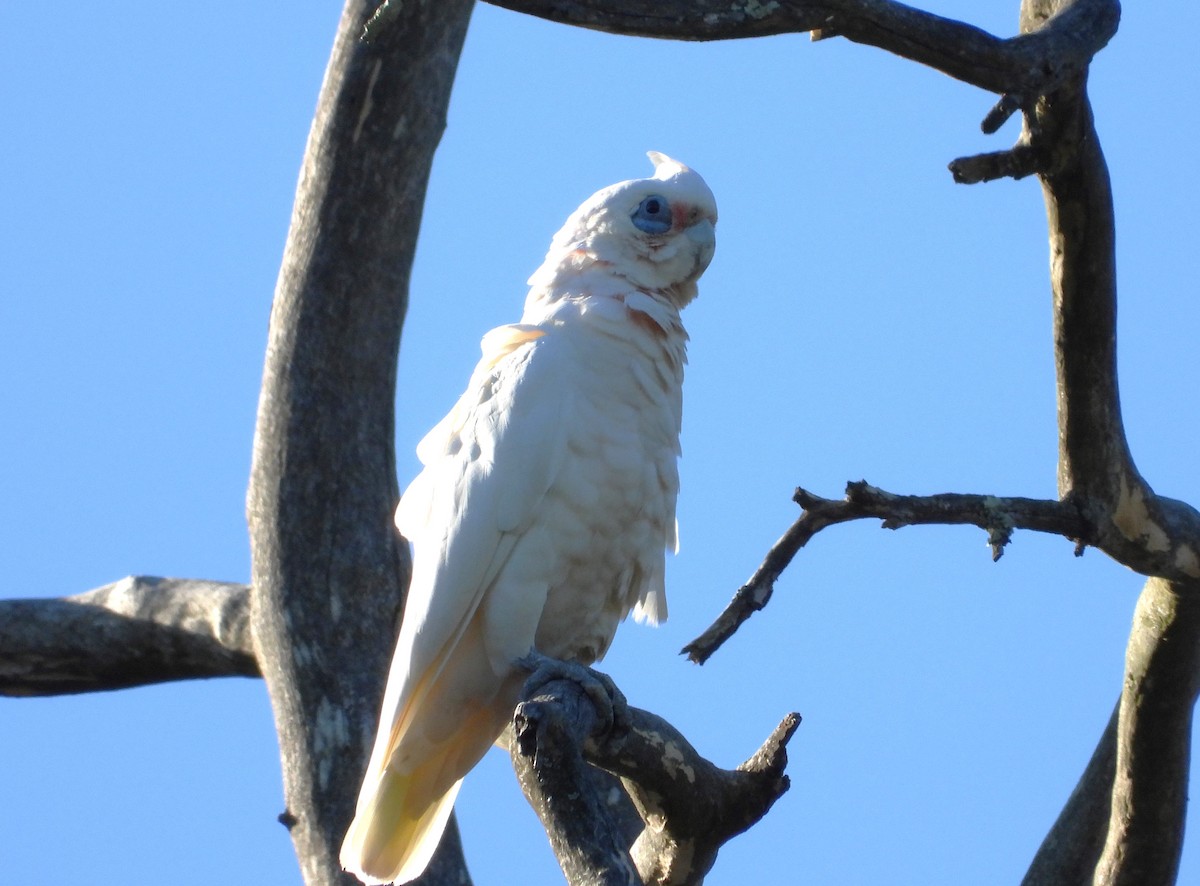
[3,3,1198,884]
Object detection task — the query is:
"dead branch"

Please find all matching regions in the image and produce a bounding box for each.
[1095,577,1200,884]
[684,482,1088,664]
[1023,578,1200,886]
[480,0,1117,148]
[244,1,475,883]
[1021,703,1117,885]
[511,657,798,886]
[511,673,643,885]
[0,576,257,696]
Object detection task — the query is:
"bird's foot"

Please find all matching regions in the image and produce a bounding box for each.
[517,651,630,743]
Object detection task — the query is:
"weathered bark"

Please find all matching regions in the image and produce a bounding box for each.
[510,660,798,886]
[245,2,474,884]
[479,0,1195,882]
[1016,0,1200,876]
[1095,578,1200,884]
[1022,703,1118,886]
[685,483,1092,664]
[1026,578,1200,886]
[485,0,1118,104]
[8,0,1197,883]
[511,680,643,886]
[0,576,256,696]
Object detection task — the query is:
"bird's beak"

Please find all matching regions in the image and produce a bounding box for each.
[685,217,716,275]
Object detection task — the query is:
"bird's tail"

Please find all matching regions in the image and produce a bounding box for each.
[340,763,464,886]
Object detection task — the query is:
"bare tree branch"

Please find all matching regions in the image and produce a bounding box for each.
[684,482,1089,664]
[1095,577,1200,885]
[1021,702,1118,886]
[609,709,797,886]
[949,141,1045,184]
[511,658,798,886]
[478,0,1123,190]
[12,2,1194,884]
[1006,4,1200,872]
[0,576,257,697]
[244,1,475,883]
[481,0,1117,103]
[1015,1,1200,582]
[1022,579,1200,886]
[511,678,643,885]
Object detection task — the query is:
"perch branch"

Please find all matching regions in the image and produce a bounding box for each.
[605,709,798,885]
[512,658,798,886]
[511,669,643,885]
[684,481,1088,664]
[0,576,257,697]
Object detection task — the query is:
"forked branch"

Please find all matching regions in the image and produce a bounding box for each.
[511,657,798,886]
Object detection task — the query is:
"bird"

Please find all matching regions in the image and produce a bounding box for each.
[340,152,718,885]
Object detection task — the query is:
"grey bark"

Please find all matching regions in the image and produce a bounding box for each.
[8,0,1197,884]
[1022,704,1118,886]
[510,660,798,886]
[684,483,1094,664]
[1094,578,1200,884]
[244,1,474,884]
[483,0,1118,104]
[484,0,1200,883]
[0,576,256,696]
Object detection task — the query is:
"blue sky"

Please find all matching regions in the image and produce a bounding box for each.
[3,2,1198,884]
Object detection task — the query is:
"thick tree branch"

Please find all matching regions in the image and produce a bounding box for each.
[245,1,474,883]
[1026,579,1200,885]
[1023,40,1200,579]
[476,0,1122,187]
[0,576,257,697]
[481,0,1117,100]
[1021,702,1118,885]
[1094,577,1200,885]
[684,481,1088,664]
[511,660,798,886]
[511,678,643,885]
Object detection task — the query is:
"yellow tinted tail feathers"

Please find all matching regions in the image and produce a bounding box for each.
[340,767,464,885]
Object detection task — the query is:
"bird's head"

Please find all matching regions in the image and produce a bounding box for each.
[529,153,718,307]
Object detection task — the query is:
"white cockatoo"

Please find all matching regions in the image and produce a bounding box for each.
[340,153,718,885]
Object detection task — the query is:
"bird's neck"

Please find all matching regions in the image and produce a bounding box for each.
[522,270,690,379]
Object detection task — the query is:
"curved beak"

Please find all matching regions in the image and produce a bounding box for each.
[685,217,716,275]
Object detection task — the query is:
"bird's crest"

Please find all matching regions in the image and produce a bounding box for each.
[647,151,690,179]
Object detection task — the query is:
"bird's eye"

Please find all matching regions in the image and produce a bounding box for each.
[631,194,672,234]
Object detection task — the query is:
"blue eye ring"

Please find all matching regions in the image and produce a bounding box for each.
[631,194,672,234]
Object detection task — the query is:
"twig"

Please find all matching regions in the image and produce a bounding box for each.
[950,142,1047,183]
